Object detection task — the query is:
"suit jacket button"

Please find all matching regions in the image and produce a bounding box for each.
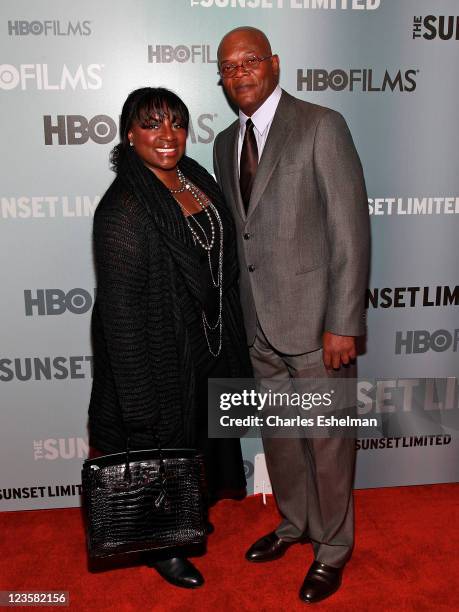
[243,232,251,240]
[248,264,256,272]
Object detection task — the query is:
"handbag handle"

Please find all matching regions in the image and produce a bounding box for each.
[124,429,165,484]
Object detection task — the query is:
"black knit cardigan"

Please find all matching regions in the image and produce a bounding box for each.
[88,151,251,453]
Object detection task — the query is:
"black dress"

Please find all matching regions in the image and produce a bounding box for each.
[180,207,246,503]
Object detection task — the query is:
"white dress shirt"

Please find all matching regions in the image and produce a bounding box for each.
[238,84,282,176]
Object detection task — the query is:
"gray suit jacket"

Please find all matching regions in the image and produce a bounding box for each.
[213,90,370,354]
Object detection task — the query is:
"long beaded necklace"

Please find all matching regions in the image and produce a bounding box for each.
[168,168,223,357]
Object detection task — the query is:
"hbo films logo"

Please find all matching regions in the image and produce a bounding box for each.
[43,113,217,145]
[24,289,95,316]
[148,44,216,63]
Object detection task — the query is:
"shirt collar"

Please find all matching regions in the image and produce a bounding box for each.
[239,85,282,135]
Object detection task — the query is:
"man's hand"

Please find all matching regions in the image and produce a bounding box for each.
[322,331,357,370]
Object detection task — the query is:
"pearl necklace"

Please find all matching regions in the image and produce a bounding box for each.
[168,168,223,357]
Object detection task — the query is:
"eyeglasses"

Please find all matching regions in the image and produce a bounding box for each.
[218,55,273,78]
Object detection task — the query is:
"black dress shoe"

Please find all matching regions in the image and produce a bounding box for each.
[299,561,342,603]
[245,531,294,562]
[149,557,204,589]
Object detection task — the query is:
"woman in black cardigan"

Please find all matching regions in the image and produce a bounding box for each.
[88,88,252,588]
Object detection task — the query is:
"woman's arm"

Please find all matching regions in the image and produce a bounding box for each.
[93,198,157,432]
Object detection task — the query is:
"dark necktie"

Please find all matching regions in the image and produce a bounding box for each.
[239,118,258,213]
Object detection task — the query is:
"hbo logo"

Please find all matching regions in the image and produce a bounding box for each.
[43,115,117,145]
[24,289,95,316]
[395,329,459,354]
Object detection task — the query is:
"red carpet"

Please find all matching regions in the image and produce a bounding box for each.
[1,485,458,611]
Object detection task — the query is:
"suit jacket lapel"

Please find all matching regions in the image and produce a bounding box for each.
[226,121,246,221]
[247,91,295,219]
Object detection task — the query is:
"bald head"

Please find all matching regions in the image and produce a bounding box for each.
[218,27,272,60]
[217,27,279,116]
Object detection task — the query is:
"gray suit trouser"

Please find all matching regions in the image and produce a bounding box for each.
[250,322,356,568]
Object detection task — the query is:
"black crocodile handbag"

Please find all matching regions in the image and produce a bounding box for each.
[82,445,207,559]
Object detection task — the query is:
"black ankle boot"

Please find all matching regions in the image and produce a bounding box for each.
[148,557,204,589]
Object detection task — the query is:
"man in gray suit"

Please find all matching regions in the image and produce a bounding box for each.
[213,27,370,603]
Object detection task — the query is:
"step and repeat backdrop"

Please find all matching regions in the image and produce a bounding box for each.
[1,0,458,510]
